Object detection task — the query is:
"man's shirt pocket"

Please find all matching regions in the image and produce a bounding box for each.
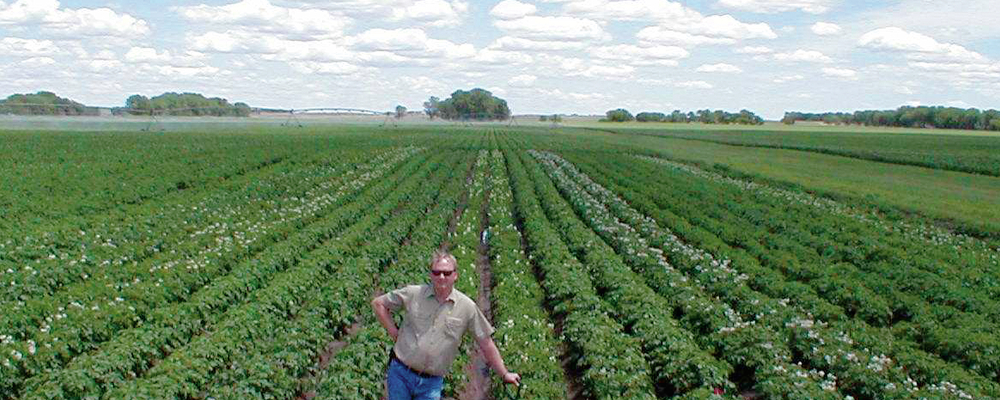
[443,316,466,339]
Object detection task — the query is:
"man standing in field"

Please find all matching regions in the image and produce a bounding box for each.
[372,250,520,400]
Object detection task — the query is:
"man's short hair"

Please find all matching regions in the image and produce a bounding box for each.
[429,249,457,271]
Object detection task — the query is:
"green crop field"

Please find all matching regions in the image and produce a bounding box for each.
[1,123,998,400]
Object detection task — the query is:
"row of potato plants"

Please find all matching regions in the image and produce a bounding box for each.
[0,148,422,398]
[12,149,442,399]
[556,150,997,398]
[536,150,906,398]
[0,146,343,304]
[192,152,469,400]
[443,150,488,397]
[0,131,299,235]
[631,154,1000,315]
[0,146,413,345]
[97,151,466,399]
[485,149,574,399]
[313,150,478,400]
[524,149,812,398]
[0,136,373,302]
[504,149,660,400]
[0,148,419,397]
[615,154,1000,386]
[629,155,998,259]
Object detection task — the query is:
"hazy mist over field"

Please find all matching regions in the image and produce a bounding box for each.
[1,0,997,118]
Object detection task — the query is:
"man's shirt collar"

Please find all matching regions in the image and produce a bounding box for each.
[422,283,457,303]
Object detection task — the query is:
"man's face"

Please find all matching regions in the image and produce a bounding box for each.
[430,259,457,291]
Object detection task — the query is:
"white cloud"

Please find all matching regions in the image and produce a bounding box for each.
[589,44,689,66]
[810,22,841,36]
[0,37,60,56]
[287,61,361,75]
[494,16,609,41]
[189,31,356,64]
[473,48,534,65]
[490,0,537,19]
[176,0,350,38]
[87,59,122,72]
[20,56,55,67]
[773,49,833,63]
[191,31,244,53]
[556,0,775,46]
[568,64,635,79]
[509,74,537,87]
[773,74,804,83]
[636,15,775,48]
[637,27,737,46]
[696,63,742,73]
[391,0,468,27]
[560,0,702,22]
[489,36,587,51]
[716,0,833,14]
[397,75,447,93]
[123,47,209,69]
[350,28,476,60]
[853,0,1000,43]
[125,47,171,63]
[533,87,610,102]
[280,0,468,27]
[0,0,149,37]
[821,67,857,79]
[858,27,985,63]
[688,15,777,39]
[675,80,713,89]
[735,46,773,55]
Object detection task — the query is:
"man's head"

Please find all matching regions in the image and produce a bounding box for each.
[429,249,458,292]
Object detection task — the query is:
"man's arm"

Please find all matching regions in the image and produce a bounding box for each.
[476,335,520,385]
[372,297,398,342]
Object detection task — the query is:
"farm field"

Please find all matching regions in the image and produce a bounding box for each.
[1,124,999,400]
[584,124,1000,177]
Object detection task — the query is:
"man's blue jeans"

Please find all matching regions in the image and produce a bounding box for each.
[387,358,444,400]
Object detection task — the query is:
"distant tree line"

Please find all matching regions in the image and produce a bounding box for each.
[423,88,511,121]
[0,91,99,115]
[782,106,1000,131]
[602,108,764,125]
[118,92,251,117]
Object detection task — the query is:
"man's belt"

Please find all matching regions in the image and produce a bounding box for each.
[390,349,440,379]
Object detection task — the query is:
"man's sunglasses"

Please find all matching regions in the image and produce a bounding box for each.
[430,269,455,277]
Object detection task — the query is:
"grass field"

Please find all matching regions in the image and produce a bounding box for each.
[1,122,998,400]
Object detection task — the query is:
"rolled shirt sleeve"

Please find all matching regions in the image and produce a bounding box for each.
[378,284,420,311]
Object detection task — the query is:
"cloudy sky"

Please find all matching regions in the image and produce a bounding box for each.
[1,0,998,119]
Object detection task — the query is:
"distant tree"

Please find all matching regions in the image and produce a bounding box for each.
[636,112,666,122]
[782,105,1000,131]
[423,96,440,119]
[603,108,634,122]
[395,105,407,119]
[539,115,548,122]
[124,92,250,117]
[433,88,510,121]
[550,114,562,123]
[0,91,97,115]
[669,110,687,123]
[629,108,763,125]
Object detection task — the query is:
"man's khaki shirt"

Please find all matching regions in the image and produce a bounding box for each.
[379,284,494,376]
